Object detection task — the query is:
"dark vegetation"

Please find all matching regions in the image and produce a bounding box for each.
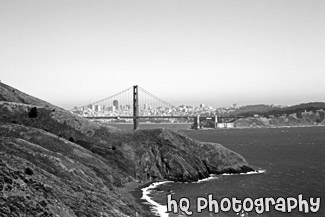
[28,107,38,118]
[0,82,254,217]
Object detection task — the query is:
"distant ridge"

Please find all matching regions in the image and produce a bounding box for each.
[225,102,325,117]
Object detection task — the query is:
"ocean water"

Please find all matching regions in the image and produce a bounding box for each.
[107,122,192,130]
[143,126,325,217]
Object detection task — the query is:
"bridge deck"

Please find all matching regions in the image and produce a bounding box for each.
[85,116,243,119]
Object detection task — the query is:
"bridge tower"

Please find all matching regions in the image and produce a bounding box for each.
[133,85,139,130]
[214,115,218,129]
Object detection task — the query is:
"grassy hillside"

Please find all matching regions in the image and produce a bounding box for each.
[0,82,58,108]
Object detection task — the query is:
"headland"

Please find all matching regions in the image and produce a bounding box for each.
[0,82,256,216]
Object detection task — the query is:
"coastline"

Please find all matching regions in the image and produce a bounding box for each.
[116,180,155,214]
[140,181,173,217]
[132,170,266,217]
[117,180,172,215]
[222,169,266,176]
[117,180,173,216]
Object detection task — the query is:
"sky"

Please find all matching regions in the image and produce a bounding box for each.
[1,0,324,109]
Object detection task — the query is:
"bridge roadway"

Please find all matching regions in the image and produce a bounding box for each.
[85,116,242,119]
[86,116,194,119]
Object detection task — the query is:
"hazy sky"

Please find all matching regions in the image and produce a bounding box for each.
[1,0,324,109]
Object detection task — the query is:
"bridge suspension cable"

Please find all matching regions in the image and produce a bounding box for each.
[89,86,133,106]
[138,86,174,109]
[72,85,175,118]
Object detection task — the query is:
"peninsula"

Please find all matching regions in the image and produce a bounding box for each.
[0,82,255,216]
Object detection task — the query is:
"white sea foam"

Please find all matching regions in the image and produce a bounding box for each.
[196,170,265,183]
[141,181,173,217]
[195,175,219,183]
[222,169,266,176]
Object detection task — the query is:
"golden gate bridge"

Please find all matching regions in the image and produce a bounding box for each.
[71,85,241,130]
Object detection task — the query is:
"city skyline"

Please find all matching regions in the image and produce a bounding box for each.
[72,98,236,119]
[1,0,324,109]
[72,90,285,112]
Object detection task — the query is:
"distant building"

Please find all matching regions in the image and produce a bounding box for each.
[217,123,235,128]
[120,105,127,111]
[113,100,118,110]
[94,105,101,112]
[88,104,95,111]
[105,106,114,112]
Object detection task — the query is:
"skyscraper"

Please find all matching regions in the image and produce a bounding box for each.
[113,100,118,110]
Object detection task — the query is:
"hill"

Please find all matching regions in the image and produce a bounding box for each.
[0,82,255,216]
[222,104,280,116]
[215,102,325,128]
[226,102,325,118]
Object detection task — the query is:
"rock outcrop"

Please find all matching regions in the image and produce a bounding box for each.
[0,82,255,216]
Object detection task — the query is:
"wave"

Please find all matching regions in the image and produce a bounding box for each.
[222,169,266,176]
[195,175,219,183]
[196,169,266,183]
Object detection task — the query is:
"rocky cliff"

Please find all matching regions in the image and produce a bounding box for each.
[0,82,254,216]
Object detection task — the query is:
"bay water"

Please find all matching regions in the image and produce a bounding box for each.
[144,126,325,217]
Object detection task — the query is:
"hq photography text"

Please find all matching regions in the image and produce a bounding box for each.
[167,194,321,215]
